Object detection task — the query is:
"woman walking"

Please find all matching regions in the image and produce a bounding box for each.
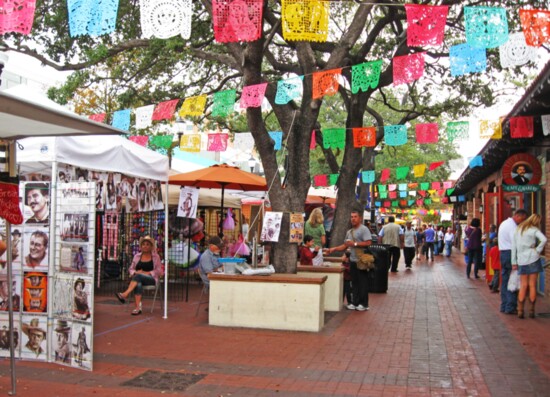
[512,214,547,318]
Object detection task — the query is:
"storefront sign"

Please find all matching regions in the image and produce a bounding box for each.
[502,153,542,187]
[502,184,540,192]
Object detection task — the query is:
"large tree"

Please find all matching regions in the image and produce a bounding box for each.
[1,0,546,272]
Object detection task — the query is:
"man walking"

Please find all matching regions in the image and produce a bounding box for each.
[403,222,416,269]
[424,224,436,261]
[498,209,528,314]
[378,216,403,272]
[325,210,372,311]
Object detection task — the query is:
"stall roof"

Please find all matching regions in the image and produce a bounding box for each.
[18,136,169,182]
[0,90,126,140]
[454,60,550,195]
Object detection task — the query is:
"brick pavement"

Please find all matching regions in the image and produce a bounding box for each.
[1,250,550,396]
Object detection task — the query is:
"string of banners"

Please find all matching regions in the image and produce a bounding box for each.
[3,3,549,134]
[4,2,549,50]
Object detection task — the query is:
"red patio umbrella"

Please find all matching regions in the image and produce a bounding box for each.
[169,164,267,236]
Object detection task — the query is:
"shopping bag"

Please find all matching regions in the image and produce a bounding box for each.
[223,208,235,230]
[508,269,519,292]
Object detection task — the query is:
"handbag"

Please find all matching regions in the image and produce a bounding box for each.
[351,229,375,271]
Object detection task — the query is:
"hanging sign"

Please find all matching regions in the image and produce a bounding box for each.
[0,181,24,224]
[289,213,304,243]
[502,153,542,191]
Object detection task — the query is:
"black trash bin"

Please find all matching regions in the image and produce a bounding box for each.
[366,243,391,293]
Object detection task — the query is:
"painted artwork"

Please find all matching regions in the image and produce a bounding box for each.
[59,244,89,274]
[51,275,74,319]
[71,323,92,370]
[50,318,72,366]
[0,314,20,358]
[20,315,47,361]
[23,227,50,271]
[23,272,47,313]
[0,272,21,312]
[72,277,92,322]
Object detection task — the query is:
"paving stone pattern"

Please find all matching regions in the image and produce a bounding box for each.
[1,251,549,396]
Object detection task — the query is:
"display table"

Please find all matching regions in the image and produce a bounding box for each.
[297,265,343,312]
[208,273,327,332]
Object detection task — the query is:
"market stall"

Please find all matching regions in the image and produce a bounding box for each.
[6,135,170,371]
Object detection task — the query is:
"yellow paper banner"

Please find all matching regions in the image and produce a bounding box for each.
[180,134,202,152]
[179,95,207,117]
[413,164,426,178]
[479,119,502,139]
[282,0,329,42]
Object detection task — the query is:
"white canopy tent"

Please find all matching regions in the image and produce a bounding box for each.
[16,135,171,318]
[0,90,127,140]
[0,87,132,391]
[17,135,169,181]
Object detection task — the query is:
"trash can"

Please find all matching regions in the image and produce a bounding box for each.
[366,244,391,293]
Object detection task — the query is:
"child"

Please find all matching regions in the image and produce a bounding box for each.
[488,238,501,293]
[299,235,320,266]
[342,251,352,305]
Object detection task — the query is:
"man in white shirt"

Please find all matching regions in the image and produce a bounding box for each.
[498,209,528,314]
[378,216,404,272]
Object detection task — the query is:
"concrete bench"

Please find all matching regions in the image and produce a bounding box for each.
[296,265,343,312]
[208,273,327,332]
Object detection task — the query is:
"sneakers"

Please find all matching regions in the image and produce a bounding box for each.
[356,304,369,311]
[346,304,356,310]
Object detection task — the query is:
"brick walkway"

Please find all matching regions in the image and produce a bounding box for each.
[2,250,550,396]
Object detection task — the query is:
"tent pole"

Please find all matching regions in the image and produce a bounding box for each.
[7,140,17,395]
[219,184,225,237]
[163,182,169,319]
[185,217,191,302]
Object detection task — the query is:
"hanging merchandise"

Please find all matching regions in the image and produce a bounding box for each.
[223,208,235,230]
[231,234,250,256]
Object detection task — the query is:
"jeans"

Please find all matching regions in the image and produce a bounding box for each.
[466,247,482,277]
[403,247,415,267]
[343,280,352,304]
[445,241,453,257]
[500,250,517,313]
[425,242,434,260]
[434,242,439,255]
[131,273,155,295]
[388,246,401,272]
[350,262,369,307]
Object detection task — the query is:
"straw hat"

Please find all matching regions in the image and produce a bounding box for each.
[139,236,156,247]
[22,318,46,337]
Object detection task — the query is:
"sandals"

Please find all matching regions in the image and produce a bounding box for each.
[115,292,126,304]
[131,308,142,316]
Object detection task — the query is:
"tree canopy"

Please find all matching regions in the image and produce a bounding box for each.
[1,0,548,271]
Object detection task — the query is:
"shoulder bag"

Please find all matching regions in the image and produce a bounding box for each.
[351,229,375,271]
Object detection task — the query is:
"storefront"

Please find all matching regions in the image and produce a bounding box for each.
[453,61,550,295]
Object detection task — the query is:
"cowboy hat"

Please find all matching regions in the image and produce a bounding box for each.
[139,236,156,247]
[55,320,71,333]
[22,318,46,337]
[11,229,21,236]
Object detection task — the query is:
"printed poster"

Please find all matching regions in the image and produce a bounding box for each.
[177,187,199,219]
[289,213,304,243]
[260,212,283,242]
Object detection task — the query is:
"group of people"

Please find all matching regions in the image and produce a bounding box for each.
[376,218,455,271]
[490,209,547,318]
[464,209,546,319]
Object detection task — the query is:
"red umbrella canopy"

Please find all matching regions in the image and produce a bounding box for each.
[168,164,267,191]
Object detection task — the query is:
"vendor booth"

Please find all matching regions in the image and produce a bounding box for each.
[5,135,170,371]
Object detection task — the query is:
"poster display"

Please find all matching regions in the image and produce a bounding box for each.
[260,212,283,242]
[177,186,199,219]
[289,213,304,243]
